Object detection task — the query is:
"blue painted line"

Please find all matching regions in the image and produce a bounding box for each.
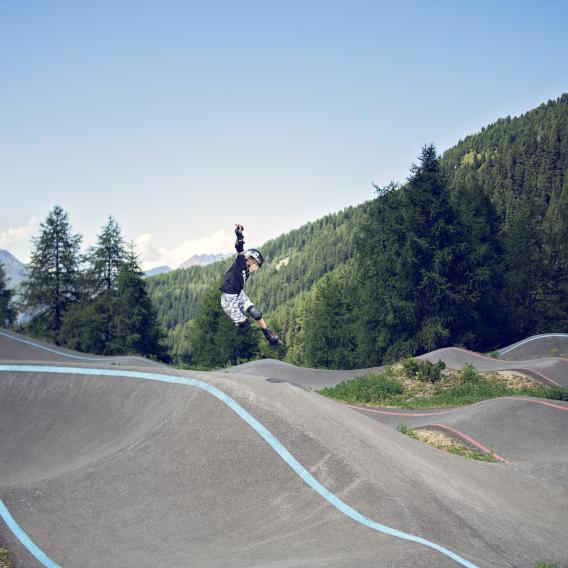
[0,364,480,568]
[0,499,62,568]
[0,331,162,366]
[499,333,568,356]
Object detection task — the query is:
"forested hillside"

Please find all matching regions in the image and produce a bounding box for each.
[441,93,568,220]
[441,93,568,341]
[146,205,366,362]
[148,93,568,368]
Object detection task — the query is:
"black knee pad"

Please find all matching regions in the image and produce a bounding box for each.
[247,305,262,321]
[237,319,251,329]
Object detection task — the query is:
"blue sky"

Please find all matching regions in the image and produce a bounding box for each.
[1,0,567,268]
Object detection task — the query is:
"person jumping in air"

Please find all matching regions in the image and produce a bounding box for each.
[220,224,282,347]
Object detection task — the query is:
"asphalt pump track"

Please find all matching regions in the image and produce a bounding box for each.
[1,329,567,567]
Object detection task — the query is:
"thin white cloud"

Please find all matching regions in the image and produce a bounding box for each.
[0,217,39,258]
[136,229,234,270]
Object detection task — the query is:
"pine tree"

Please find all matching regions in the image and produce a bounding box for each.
[452,177,505,348]
[58,295,108,354]
[189,285,260,368]
[534,185,568,331]
[502,193,546,338]
[301,265,357,369]
[354,182,413,364]
[85,216,126,294]
[108,245,169,360]
[356,145,472,363]
[0,261,16,326]
[77,216,127,348]
[22,206,82,341]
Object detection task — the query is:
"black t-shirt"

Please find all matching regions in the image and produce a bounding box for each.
[220,236,249,294]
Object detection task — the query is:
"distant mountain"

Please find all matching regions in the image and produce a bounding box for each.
[0,250,28,289]
[179,253,229,269]
[145,265,172,278]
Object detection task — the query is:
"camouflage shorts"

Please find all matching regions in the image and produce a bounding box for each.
[220,291,254,326]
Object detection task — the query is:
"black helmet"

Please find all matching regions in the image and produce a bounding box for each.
[244,248,264,268]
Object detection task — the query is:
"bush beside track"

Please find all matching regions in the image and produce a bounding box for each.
[319,360,568,408]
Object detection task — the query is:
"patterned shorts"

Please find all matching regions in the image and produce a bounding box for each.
[220,291,254,326]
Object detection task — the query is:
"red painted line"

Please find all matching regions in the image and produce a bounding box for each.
[515,368,561,386]
[502,397,568,412]
[344,403,460,417]
[343,396,568,417]
[430,424,509,463]
[449,347,502,363]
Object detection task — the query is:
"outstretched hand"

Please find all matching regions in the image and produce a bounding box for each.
[235,224,244,233]
[263,328,283,348]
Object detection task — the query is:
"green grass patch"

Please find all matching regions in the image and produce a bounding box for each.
[396,423,418,438]
[542,386,568,401]
[318,364,568,409]
[319,367,404,404]
[445,443,497,462]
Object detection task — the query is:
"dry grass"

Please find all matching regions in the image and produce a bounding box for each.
[413,428,461,450]
[485,370,540,389]
[0,547,12,568]
[394,365,539,396]
[402,426,497,462]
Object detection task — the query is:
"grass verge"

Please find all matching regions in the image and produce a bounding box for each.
[397,423,497,462]
[0,546,12,568]
[318,362,568,409]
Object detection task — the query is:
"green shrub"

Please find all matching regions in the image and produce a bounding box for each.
[319,370,405,404]
[402,358,446,383]
[402,358,420,377]
[542,386,568,401]
[417,359,446,382]
[459,363,481,383]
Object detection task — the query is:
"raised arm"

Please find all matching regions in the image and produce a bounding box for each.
[235,224,245,253]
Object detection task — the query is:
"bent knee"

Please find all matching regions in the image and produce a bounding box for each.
[246,305,262,321]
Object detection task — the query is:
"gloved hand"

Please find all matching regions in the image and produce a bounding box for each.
[235,224,244,238]
[263,328,282,347]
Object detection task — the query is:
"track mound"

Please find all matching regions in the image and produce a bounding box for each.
[497,334,568,361]
[349,396,568,463]
[420,347,567,386]
[224,358,385,389]
[0,369,185,485]
[1,334,568,567]
[0,329,165,368]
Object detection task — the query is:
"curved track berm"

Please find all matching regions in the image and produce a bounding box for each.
[497,334,568,361]
[0,331,567,568]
